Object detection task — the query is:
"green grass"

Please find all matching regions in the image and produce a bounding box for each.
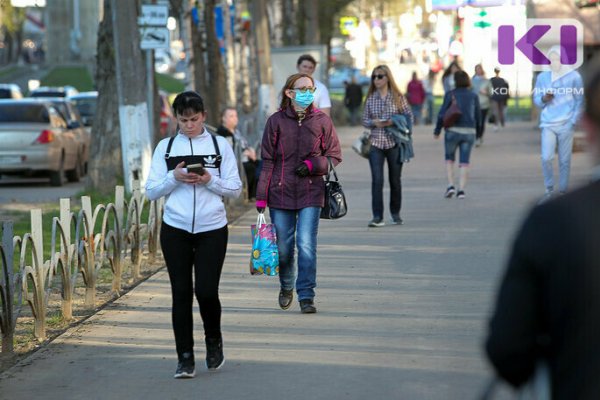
[0,66,19,80]
[41,66,94,92]
[156,72,185,94]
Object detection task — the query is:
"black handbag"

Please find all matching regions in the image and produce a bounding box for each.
[320,158,347,220]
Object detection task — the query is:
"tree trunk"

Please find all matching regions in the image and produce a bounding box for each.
[204,0,227,126]
[190,2,208,100]
[304,0,320,45]
[282,0,297,46]
[171,0,193,90]
[88,0,122,193]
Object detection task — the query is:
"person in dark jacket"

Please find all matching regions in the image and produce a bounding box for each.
[255,73,342,314]
[485,64,600,399]
[344,76,363,126]
[434,70,481,199]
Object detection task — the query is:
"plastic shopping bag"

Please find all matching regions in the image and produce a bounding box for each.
[249,213,279,276]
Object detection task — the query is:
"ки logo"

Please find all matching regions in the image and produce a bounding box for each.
[498,19,583,81]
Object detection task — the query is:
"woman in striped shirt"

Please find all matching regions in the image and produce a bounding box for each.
[362,65,413,227]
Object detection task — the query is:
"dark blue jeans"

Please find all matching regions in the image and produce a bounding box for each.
[368,145,403,220]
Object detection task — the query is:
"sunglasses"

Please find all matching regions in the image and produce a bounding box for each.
[372,74,387,80]
[292,86,316,93]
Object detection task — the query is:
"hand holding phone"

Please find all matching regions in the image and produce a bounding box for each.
[187,163,206,175]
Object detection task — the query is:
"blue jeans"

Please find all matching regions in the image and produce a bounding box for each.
[541,125,574,192]
[269,207,320,301]
[368,146,403,220]
[444,130,475,165]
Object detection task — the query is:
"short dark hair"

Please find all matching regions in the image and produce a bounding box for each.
[220,106,236,118]
[586,64,600,126]
[172,91,205,116]
[454,70,471,88]
[297,54,317,67]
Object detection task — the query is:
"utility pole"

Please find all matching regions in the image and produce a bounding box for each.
[251,0,275,136]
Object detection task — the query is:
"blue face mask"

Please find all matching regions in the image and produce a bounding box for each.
[294,90,315,109]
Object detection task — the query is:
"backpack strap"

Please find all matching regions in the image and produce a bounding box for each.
[164,135,176,160]
[211,134,221,176]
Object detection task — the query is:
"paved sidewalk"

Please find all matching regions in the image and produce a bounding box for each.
[0,122,589,400]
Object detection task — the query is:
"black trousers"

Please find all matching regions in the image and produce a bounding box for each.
[160,222,228,357]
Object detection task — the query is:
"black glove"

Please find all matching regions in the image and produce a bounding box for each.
[295,163,310,177]
[256,207,265,213]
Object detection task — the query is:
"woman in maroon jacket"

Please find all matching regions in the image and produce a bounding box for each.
[255,73,342,314]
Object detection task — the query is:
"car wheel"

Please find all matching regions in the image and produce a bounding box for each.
[49,157,65,187]
[66,154,82,182]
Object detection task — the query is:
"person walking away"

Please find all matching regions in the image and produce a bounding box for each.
[217,107,259,199]
[441,61,461,94]
[423,69,436,125]
[471,64,491,147]
[533,46,583,203]
[406,71,426,125]
[485,63,600,399]
[362,64,413,227]
[433,70,481,199]
[344,76,363,126]
[490,67,509,131]
[255,73,342,314]
[145,91,242,379]
[296,54,332,116]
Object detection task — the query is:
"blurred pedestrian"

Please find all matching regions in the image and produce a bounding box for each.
[296,54,332,116]
[423,69,436,125]
[434,70,481,199]
[471,64,491,147]
[216,107,259,200]
[255,73,342,314]
[362,64,413,227]
[485,62,600,399]
[441,61,461,94]
[145,91,242,378]
[490,67,509,130]
[533,46,584,203]
[406,71,426,125]
[344,76,363,126]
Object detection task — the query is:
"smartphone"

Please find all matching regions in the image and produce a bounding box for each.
[187,163,206,175]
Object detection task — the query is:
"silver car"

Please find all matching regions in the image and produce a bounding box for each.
[0,99,90,186]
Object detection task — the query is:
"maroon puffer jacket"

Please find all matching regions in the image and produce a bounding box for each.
[256,105,342,210]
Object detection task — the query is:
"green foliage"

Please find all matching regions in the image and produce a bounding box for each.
[156,73,185,94]
[41,67,95,92]
[1,2,26,33]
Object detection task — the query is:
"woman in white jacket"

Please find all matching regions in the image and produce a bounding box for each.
[145,91,241,379]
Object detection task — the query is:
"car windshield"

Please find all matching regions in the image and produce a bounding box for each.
[0,89,14,98]
[0,104,49,123]
[31,91,65,98]
[72,98,97,117]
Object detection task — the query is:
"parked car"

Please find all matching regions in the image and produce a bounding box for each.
[159,90,177,137]
[0,99,90,186]
[0,83,23,99]
[328,67,371,89]
[30,85,79,98]
[69,91,98,127]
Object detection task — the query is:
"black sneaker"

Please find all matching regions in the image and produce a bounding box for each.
[391,216,403,225]
[174,352,195,379]
[445,186,456,198]
[299,299,317,314]
[368,218,385,227]
[205,337,225,371]
[457,190,466,199]
[278,288,294,310]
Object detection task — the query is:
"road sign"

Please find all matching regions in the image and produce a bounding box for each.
[140,27,170,49]
[138,4,168,26]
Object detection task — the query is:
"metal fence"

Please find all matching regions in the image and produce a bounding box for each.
[0,182,162,352]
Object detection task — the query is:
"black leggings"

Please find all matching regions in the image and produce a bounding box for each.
[160,222,228,357]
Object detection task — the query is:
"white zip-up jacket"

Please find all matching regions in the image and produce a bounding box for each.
[145,129,242,233]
